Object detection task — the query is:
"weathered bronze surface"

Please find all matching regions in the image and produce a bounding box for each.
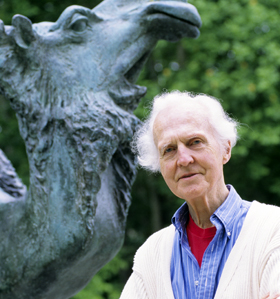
[0,0,201,298]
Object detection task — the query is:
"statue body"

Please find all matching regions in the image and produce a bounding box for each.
[0,1,201,298]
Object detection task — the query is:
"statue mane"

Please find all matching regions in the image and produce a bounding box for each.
[0,1,201,297]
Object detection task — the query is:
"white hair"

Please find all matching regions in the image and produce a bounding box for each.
[132,91,239,172]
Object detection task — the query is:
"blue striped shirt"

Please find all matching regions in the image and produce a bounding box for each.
[170,185,251,299]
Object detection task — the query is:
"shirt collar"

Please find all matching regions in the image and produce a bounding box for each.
[211,184,243,239]
[171,185,243,239]
[172,201,189,236]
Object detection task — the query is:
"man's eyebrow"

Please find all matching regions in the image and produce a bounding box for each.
[158,132,205,150]
[162,143,173,150]
[188,134,203,140]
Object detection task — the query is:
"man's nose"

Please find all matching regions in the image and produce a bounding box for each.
[176,145,194,167]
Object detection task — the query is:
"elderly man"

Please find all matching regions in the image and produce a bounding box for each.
[120,91,280,299]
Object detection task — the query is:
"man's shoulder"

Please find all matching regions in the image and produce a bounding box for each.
[137,225,175,253]
[251,201,280,219]
[244,201,280,238]
[132,225,175,272]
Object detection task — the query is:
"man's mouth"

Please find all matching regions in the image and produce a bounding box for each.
[179,173,198,180]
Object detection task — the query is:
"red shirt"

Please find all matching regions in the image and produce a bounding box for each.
[186,215,216,267]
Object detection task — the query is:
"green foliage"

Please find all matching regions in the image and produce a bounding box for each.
[0,95,29,185]
[1,0,280,298]
[72,252,129,299]
[0,0,39,24]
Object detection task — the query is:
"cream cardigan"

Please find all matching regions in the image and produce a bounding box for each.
[120,201,280,299]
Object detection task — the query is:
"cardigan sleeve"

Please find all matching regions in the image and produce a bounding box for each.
[119,225,175,299]
[259,247,280,299]
[120,271,149,299]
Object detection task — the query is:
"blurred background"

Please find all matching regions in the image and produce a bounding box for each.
[0,0,280,297]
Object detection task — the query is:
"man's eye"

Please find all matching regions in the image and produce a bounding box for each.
[165,147,173,153]
[192,140,201,145]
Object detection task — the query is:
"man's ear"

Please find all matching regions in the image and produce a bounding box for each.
[11,15,37,49]
[223,140,231,165]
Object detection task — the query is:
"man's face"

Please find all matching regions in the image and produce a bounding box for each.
[153,104,231,204]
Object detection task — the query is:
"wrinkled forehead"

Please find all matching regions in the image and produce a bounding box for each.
[153,102,215,143]
[153,104,221,146]
[154,101,210,129]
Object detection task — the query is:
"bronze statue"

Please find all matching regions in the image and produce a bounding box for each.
[0,0,201,298]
